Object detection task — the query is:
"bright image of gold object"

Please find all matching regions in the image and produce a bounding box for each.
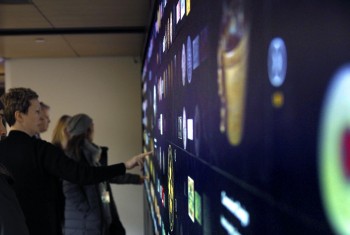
[217,2,249,146]
[168,145,174,232]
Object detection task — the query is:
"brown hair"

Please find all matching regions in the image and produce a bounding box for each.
[1,88,38,126]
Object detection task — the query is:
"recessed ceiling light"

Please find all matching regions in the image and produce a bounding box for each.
[35,38,46,43]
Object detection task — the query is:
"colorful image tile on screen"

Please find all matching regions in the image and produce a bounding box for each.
[195,191,202,225]
[157,77,162,101]
[161,185,165,207]
[319,65,350,235]
[159,113,163,135]
[153,85,157,118]
[178,116,183,139]
[187,118,193,140]
[180,0,185,19]
[168,145,175,232]
[162,33,166,53]
[188,176,195,222]
[176,1,180,24]
[183,107,187,149]
[170,12,173,45]
[186,0,191,15]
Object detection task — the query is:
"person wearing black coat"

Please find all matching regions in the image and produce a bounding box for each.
[0,88,151,235]
[0,101,30,235]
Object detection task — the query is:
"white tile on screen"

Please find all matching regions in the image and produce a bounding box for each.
[187,119,193,140]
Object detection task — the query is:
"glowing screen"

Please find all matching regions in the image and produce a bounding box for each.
[141,0,350,234]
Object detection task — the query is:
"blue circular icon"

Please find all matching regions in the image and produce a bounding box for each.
[268,37,287,87]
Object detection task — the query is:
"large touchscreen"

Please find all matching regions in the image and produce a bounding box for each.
[141,0,350,234]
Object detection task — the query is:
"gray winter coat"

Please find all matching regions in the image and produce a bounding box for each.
[63,144,141,235]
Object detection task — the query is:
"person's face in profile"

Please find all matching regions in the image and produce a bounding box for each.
[17,99,41,137]
[38,108,50,133]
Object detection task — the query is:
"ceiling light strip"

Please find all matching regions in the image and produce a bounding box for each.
[0,26,146,36]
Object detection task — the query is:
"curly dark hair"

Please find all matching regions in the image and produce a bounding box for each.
[0,88,39,126]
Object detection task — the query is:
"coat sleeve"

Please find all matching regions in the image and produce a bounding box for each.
[36,139,126,185]
[99,146,141,185]
[109,173,142,184]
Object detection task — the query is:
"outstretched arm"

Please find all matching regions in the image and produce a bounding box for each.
[124,151,153,170]
[109,173,145,184]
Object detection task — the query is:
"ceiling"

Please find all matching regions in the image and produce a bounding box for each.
[0,0,153,75]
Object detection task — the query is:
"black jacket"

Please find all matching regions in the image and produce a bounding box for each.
[0,166,29,235]
[0,131,126,235]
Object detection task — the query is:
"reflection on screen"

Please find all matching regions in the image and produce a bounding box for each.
[142,0,350,234]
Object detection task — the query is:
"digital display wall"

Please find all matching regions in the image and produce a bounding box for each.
[141,0,350,234]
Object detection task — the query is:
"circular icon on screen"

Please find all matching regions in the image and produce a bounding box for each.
[182,43,187,86]
[319,64,350,235]
[268,37,287,87]
[187,36,193,84]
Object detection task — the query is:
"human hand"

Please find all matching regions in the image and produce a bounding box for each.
[124,151,153,170]
[139,175,149,184]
